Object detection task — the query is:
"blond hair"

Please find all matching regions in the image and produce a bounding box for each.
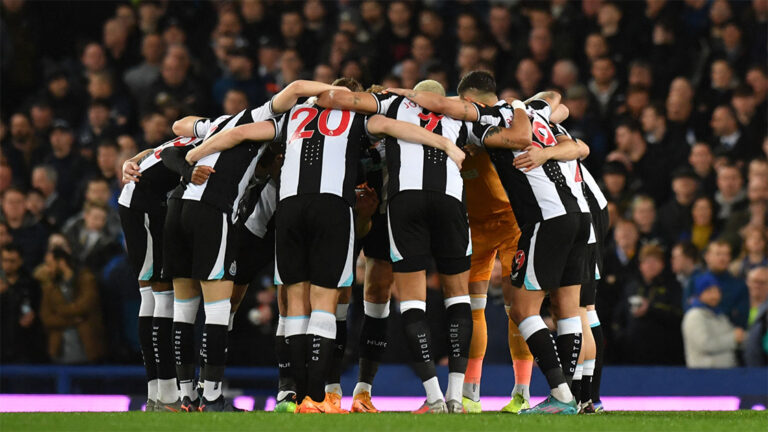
[413,79,445,96]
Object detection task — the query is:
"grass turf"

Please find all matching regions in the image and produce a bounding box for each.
[1,411,766,432]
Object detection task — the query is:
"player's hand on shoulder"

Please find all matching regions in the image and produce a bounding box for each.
[191,166,215,185]
[121,160,141,185]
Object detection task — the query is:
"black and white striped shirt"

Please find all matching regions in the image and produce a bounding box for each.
[373,93,488,203]
[118,136,201,211]
[476,99,589,227]
[180,101,276,221]
[239,177,278,239]
[550,122,608,212]
[271,100,372,206]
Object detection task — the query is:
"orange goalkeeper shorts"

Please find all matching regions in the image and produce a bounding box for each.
[468,211,521,283]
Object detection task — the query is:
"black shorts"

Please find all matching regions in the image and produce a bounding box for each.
[163,199,236,281]
[274,194,355,288]
[119,204,168,282]
[510,213,592,291]
[593,206,610,277]
[580,243,598,306]
[387,190,471,274]
[361,211,390,261]
[233,223,275,285]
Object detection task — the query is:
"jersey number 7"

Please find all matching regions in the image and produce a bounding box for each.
[290,107,351,142]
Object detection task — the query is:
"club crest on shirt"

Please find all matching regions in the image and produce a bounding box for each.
[229,261,237,276]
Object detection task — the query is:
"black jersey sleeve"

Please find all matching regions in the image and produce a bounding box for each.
[160,146,194,183]
[372,92,401,115]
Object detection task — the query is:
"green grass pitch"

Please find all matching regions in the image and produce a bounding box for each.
[1,411,766,432]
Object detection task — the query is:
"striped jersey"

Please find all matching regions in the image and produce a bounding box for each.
[118,136,201,211]
[271,101,372,206]
[476,99,589,227]
[550,122,608,211]
[240,176,278,239]
[373,93,489,203]
[180,101,276,222]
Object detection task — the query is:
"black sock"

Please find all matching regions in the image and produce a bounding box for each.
[525,328,567,390]
[556,333,582,386]
[173,322,196,398]
[591,324,604,402]
[153,317,175,381]
[446,303,472,374]
[139,316,158,385]
[581,375,592,403]
[275,335,295,396]
[306,334,335,402]
[358,315,388,385]
[327,320,347,385]
[401,309,437,382]
[201,324,228,397]
[288,334,309,401]
[572,379,582,404]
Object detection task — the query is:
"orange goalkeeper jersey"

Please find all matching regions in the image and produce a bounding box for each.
[461,150,516,221]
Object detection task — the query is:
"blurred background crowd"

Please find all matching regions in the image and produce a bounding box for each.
[0,0,766,370]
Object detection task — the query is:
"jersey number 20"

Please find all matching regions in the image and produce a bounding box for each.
[290,107,351,142]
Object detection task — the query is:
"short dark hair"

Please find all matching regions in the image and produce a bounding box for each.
[1,243,23,257]
[616,118,641,133]
[457,70,496,96]
[97,139,119,152]
[331,77,363,92]
[674,241,699,261]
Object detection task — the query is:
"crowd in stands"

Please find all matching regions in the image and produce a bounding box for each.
[0,0,766,369]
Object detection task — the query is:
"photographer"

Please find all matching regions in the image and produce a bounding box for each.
[38,247,105,364]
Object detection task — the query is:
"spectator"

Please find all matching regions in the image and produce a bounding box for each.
[144,54,205,116]
[744,267,768,366]
[731,85,766,145]
[276,48,306,89]
[222,89,249,116]
[601,161,633,214]
[710,105,754,162]
[680,196,720,253]
[213,47,265,112]
[240,0,275,50]
[25,189,46,227]
[658,168,698,245]
[62,201,121,272]
[123,33,165,102]
[63,178,121,241]
[102,18,137,76]
[0,187,49,270]
[515,58,542,100]
[714,164,748,224]
[0,243,46,363]
[640,103,686,166]
[619,244,684,365]
[671,241,702,291]
[611,119,671,204]
[562,85,608,169]
[588,56,623,122]
[688,241,750,328]
[28,98,54,148]
[3,112,46,189]
[551,59,579,91]
[78,99,121,155]
[38,247,106,364]
[279,10,317,69]
[37,68,84,129]
[745,65,768,123]
[45,120,93,201]
[688,142,717,197]
[135,111,171,151]
[682,273,743,368]
[722,176,768,249]
[729,225,768,280]
[30,165,71,229]
[93,140,121,208]
[312,63,335,85]
[630,195,665,248]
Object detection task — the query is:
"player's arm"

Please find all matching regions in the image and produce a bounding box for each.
[316,90,379,114]
[186,121,277,164]
[121,148,153,184]
[367,114,465,168]
[385,88,479,121]
[172,116,207,137]
[479,101,532,150]
[524,91,561,110]
[513,135,590,172]
[550,104,570,124]
[272,80,351,113]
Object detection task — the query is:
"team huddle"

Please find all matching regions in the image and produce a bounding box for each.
[119,70,608,415]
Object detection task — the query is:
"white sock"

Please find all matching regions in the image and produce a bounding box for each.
[285,316,309,337]
[335,303,349,321]
[353,382,372,397]
[152,291,174,318]
[364,301,390,318]
[228,311,236,331]
[277,390,295,401]
[204,300,231,326]
[551,383,574,403]
[325,383,342,397]
[173,296,200,324]
[157,378,178,404]
[148,379,158,401]
[180,380,197,401]
[307,310,336,339]
[203,380,222,401]
[462,382,479,402]
[512,384,530,400]
[139,287,154,317]
[583,359,595,378]
[574,363,584,381]
[423,376,444,404]
[446,372,464,403]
